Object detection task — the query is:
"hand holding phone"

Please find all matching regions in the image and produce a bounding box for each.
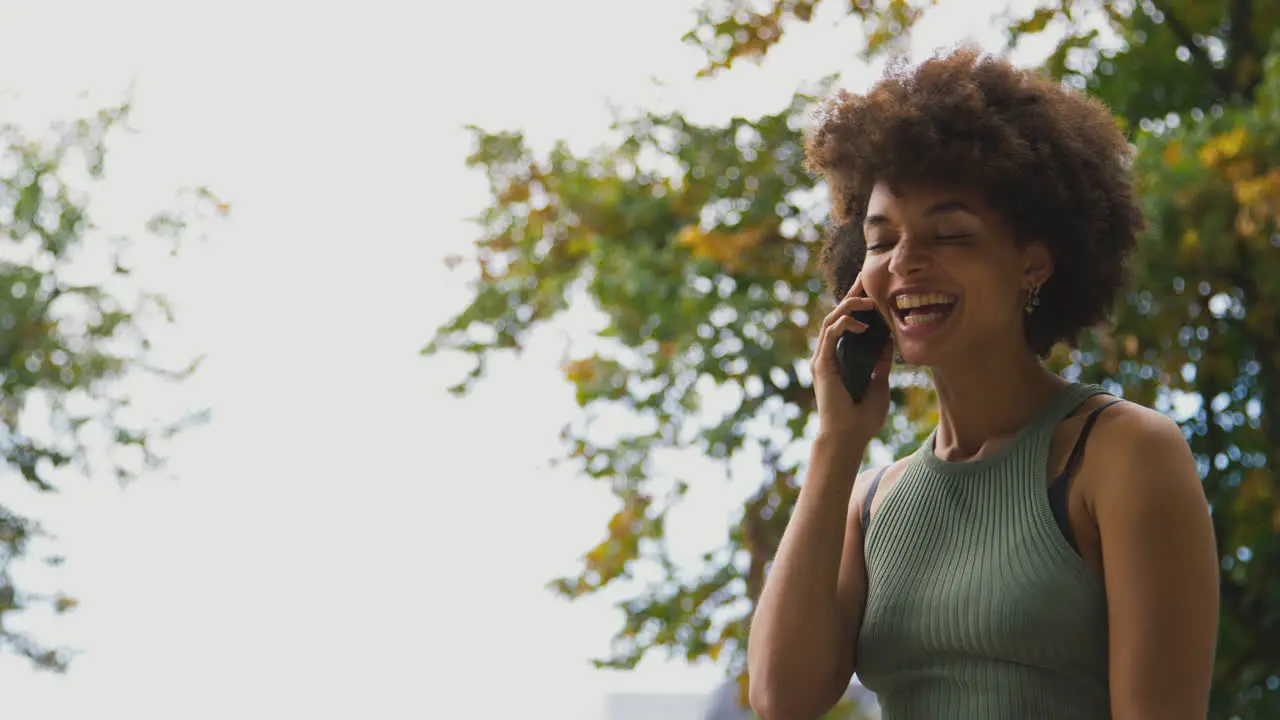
[812,272,893,442]
[835,308,891,402]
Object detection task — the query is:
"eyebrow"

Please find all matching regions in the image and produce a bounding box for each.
[864,200,977,227]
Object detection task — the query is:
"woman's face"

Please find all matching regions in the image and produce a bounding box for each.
[859,181,1051,367]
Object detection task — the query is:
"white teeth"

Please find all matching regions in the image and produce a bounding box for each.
[903,311,947,327]
[894,292,956,309]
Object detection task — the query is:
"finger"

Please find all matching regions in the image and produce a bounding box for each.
[822,294,877,328]
[818,314,860,345]
[811,319,831,367]
[825,315,866,351]
[815,314,856,374]
[831,313,867,336]
[847,273,865,299]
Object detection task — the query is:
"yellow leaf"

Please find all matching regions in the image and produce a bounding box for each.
[675,225,703,249]
[1180,228,1201,252]
[1233,174,1273,206]
[904,384,936,425]
[1235,210,1260,238]
[1018,7,1057,33]
[1198,127,1248,168]
[565,230,595,257]
[499,180,531,204]
[564,358,597,384]
[1163,140,1182,166]
[1218,126,1248,155]
[676,224,767,271]
[708,640,723,662]
[736,670,751,708]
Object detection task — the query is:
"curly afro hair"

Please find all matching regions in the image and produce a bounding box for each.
[804,48,1144,356]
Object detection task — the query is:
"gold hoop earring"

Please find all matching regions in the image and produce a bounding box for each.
[1025,283,1042,315]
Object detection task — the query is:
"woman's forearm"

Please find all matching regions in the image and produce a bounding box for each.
[747,434,866,720]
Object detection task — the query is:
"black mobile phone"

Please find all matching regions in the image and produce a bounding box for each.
[835,308,891,402]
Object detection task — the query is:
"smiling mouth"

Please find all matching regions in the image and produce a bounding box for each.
[893,293,958,328]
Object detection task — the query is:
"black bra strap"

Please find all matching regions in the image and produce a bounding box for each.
[1049,398,1123,551]
[861,465,890,532]
[1059,398,1124,481]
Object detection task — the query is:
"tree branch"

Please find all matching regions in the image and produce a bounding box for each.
[1146,0,1233,98]
[1227,0,1261,100]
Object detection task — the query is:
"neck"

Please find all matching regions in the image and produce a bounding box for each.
[929,335,1067,462]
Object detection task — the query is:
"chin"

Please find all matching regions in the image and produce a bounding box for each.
[891,325,958,368]
[894,342,947,368]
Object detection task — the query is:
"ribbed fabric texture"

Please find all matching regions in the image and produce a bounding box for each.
[857,383,1111,720]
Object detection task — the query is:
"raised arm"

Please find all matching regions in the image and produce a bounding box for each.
[748,274,891,720]
[747,441,877,720]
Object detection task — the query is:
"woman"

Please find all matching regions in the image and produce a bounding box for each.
[746,49,1219,720]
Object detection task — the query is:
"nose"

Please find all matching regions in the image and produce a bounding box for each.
[887,235,930,276]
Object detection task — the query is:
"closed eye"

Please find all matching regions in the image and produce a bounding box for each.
[867,234,968,252]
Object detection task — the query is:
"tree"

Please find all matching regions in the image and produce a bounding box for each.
[0,101,223,671]
[427,2,1280,717]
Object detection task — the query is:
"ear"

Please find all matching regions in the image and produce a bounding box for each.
[1020,240,1053,289]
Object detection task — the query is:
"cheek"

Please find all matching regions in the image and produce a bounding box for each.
[950,247,1021,287]
[958,267,1021,313]
[860,254,891,293]
[859,256,897,318]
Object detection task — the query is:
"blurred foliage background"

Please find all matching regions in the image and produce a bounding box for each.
[428,1,1280,718]
[0,103,221,671]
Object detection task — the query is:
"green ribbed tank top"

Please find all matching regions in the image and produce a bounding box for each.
[857,383,1111,719]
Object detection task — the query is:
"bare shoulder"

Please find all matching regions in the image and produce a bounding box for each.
[1084,397,1214,596]
[1093,397,1186,440]
[1085,399,1203,506]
